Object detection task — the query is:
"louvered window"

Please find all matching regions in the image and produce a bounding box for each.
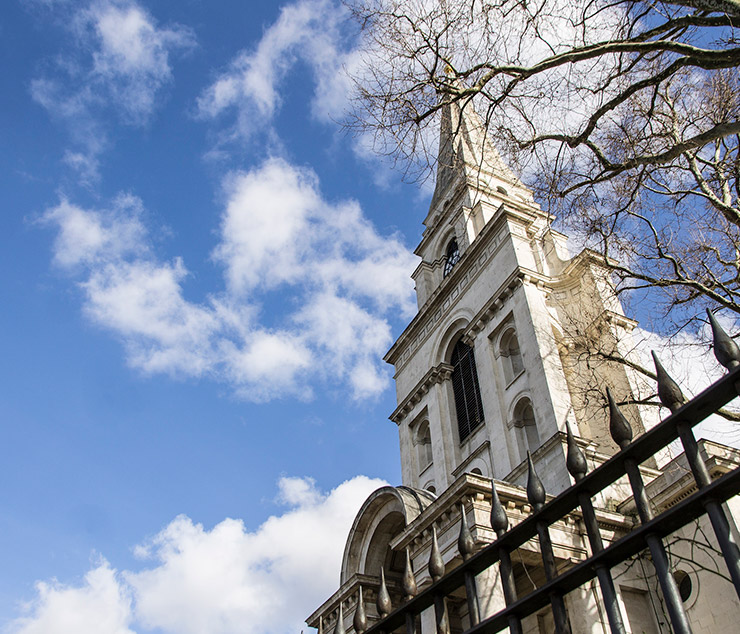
[450,340,485,442]
[443,238,460,277]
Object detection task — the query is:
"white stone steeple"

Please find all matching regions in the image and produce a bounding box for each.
[307,96,740,634]
[387,99,650,495]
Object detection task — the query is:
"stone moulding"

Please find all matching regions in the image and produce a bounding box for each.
[390,363,453,424]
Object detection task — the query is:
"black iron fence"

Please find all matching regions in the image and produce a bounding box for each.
[331,310,740,634]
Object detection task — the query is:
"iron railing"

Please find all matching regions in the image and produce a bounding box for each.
[328,309,740,634]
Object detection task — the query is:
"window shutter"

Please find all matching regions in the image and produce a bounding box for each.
[451,341,485,442]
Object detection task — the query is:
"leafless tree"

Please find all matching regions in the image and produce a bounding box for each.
[347,0,740,329]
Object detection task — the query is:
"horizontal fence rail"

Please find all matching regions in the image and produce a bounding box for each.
[336,311,740,634]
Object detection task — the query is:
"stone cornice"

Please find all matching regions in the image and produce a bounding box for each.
[305,573,391,631]
[559,247,618,278]
[385,213,508,367]
[421,164,549,240]
[451,440,491,478]
[389,471,631,556]
[386,200,558,372]
[390,363,453,425]
[618,439,740,515]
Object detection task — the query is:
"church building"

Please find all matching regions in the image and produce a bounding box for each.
[306,101,740,634]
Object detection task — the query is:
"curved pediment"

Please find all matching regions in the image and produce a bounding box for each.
[340,485,436,584]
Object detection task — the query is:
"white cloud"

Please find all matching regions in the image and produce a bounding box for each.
[41,158,417,401]
[194,0,426,187]
[215,158,416,312]
[30,0,195,178]
[85,1,194,122]
[9,561,134,634]
[131,475,386,634]
[8,476,386,634]
[40,194,148,268]
[197,0,356,140]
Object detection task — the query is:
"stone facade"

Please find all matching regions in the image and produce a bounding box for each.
[306,102,740,633]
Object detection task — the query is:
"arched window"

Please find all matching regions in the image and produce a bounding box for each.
[450,339,485,442]
[500,328,524,383]
[415,421,433,470]
[443,238,460,277]
[513,398,540,456]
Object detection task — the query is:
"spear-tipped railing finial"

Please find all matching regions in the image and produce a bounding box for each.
[526,451,546,512]
[565,420,588,482]
[490,482,509,536]
[429,525,445,582]
[607,387,633,449]
[652,350,686,413]
[377,568,392,619]
[353,586,367,633]
[402,548,417,601]
[707,308,740,370]
[334,602,346,634]
[458,502,475,561]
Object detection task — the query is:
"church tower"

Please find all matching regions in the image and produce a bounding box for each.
[386,100,648,496]
[305,102,740,634]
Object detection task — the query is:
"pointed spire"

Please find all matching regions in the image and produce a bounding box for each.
[490,482,509,537]
[429,98,521,215]
[428,525,445,582]
[565,420,588,482]
[526,452,546,512]
[377,568,392,619]
[458,502,475,561]
[707,308,740,370]
[652,351,686,413]
[607,387,633,449]
[334,603,346,634]
[402,548,417,601]
[353,586,367,633]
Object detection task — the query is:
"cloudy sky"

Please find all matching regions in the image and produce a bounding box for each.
[2,1,737,633]
[0,1,427,632]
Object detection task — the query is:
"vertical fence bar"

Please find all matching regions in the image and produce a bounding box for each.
[678,419,740,597]
[665,315,740,599]
[607,388,693,634]
[405,613,416,634]
[458,502,481,626]
[491,483,523,634]
[566,421,627,634]
[527,454,572,634]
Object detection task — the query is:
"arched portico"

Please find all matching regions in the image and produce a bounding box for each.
[340,486,436,584]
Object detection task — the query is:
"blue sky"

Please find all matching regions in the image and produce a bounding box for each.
[3,2,737,633]
[0,1,428,631]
